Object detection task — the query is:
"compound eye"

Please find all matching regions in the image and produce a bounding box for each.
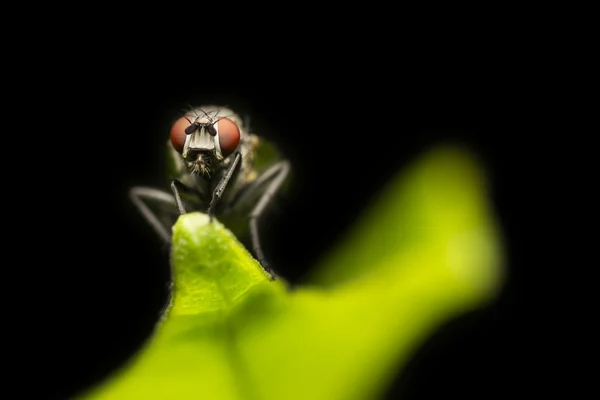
[217,118,240,157]
[170,116,192,153]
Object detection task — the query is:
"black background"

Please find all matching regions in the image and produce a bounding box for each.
[12,44,547,399]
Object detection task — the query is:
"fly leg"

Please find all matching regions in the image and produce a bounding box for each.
[249,161,290,280]
[129,186,178,245]
[170,180,202,214]
[229,160,291,280]
[207,151,242,221]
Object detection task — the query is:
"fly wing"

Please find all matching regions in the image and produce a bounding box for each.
[252,135,286,175]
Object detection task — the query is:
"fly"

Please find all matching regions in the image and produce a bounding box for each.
[130,105,290,280]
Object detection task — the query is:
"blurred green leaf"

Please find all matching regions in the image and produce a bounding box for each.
[79,144,504,400]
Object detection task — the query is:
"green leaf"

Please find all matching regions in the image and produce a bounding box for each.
[78,144,504,400]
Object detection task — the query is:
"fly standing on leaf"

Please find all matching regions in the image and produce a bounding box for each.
[130,105,290,280]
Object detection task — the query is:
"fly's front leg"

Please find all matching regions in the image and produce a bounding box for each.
[207,151,242,221]
[170,180,199,214]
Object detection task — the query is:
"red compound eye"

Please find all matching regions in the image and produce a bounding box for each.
[169,116,192,153]
[217,117,240,157]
